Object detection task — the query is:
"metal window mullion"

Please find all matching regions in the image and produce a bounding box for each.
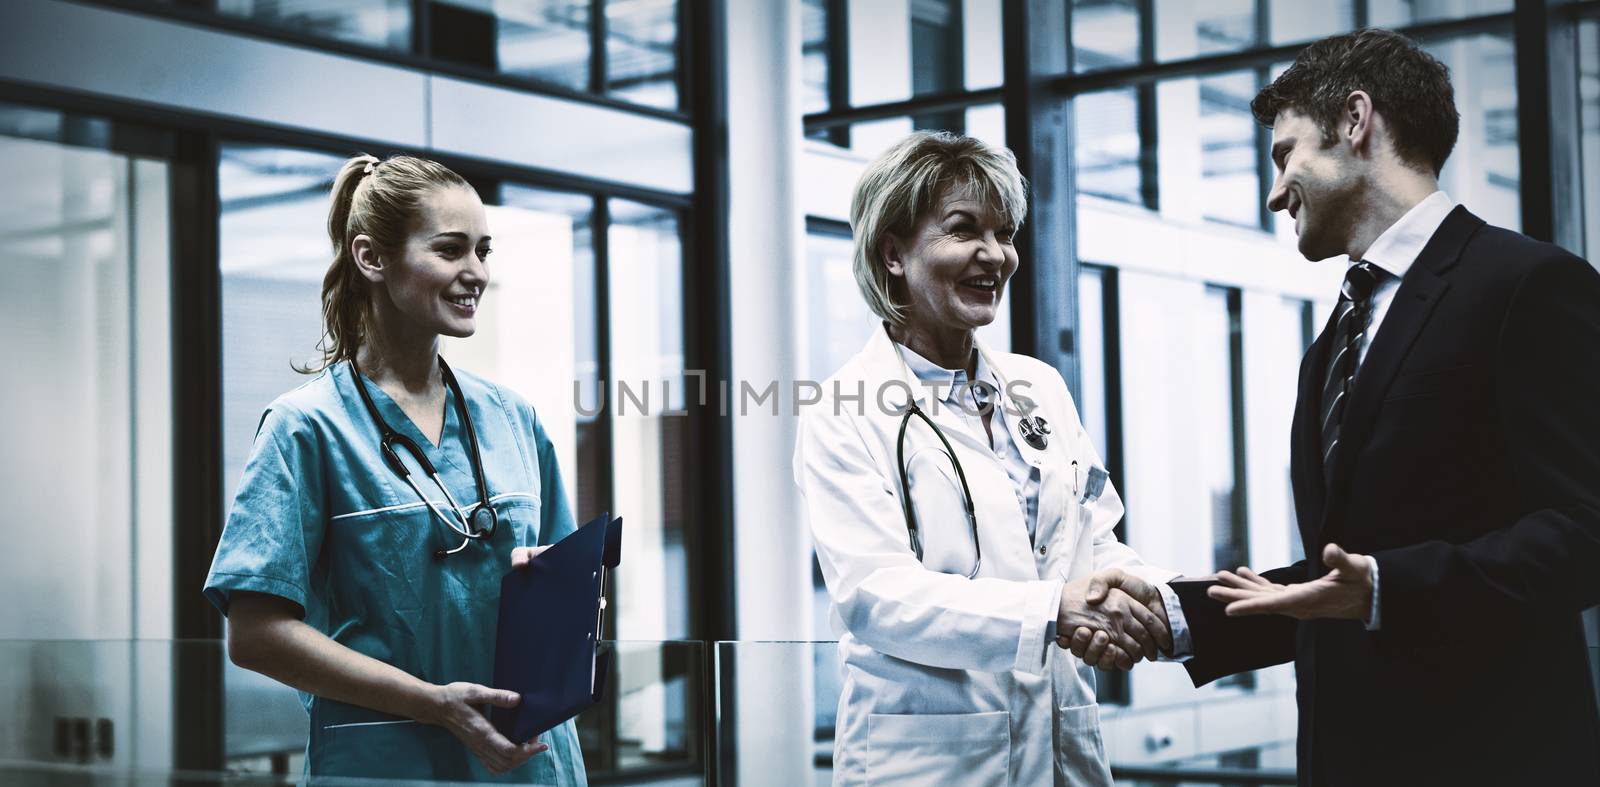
[1514,0,1556,243]
[171,128,225,772]
[1002,0,1078,390]
[412,0,431,57]
[805,86,1005,131]
[591,0,608,96]
[827,0,851,146]
[684,1,734,782]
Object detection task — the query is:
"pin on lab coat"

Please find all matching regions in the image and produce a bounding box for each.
[795,329,1177,786]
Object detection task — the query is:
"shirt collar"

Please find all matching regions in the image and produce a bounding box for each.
[898,342,1000,405]
[1354,190,1455,280]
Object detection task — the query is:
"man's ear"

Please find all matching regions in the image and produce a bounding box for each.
[352,235,385,284]
[880,235,906,277]
[1344,90,1376,155]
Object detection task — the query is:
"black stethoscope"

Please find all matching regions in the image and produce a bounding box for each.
[350,356,496,559]
[889,327,1051,579]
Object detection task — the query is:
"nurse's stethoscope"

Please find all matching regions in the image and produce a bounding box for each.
[889,326,1051,579]
[350,356,496,559]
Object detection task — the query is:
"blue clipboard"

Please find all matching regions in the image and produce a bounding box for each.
[491,512,622,742]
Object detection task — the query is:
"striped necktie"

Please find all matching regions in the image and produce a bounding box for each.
[1320,261,1388,471]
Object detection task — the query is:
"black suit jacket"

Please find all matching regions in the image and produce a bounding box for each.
[1171,207,1600,786]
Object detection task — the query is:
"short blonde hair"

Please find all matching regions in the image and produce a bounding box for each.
[849,131,1028,326]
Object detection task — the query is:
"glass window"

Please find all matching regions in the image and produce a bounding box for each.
[1267,0,1354,47]
[218,145,342,501]
[605,198,690,763]
[1368,0,1513,28]
[207,0,411,51]
[1072,0,1144,73]
[1581,18,1599,257]
[1193,0,1256,57]
[606,199,688,641]
[1199,70,1264,228]
[1200,286,1248,574]
[1077,266,1111,472]
[1153,0,1256,61]
[430,0,591,93]
[802,0,831,115]
[1426,32,1520,231]
[1203,284,1252,690]
[1075,87,1153,207]
[1288,297,1315,564]
[605,0,680,110]
[0,103,169,640]
[444,187,595,526]
[847,0,1002,106]
[803,228,876,380]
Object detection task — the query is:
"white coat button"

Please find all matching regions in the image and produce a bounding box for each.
[1038,545,1047,555]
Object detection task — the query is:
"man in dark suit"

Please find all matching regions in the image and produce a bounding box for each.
[1075,28,1600,785]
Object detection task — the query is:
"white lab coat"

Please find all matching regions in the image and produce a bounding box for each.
[795,329,1178,787]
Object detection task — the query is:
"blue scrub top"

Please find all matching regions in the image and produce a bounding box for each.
[205,360,588,785]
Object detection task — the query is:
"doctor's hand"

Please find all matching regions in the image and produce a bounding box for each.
[423,682,548,774]
[1206,543,1373,621]
[510,545,551,570]
[1061,569,1175,665]
[1056,570,1171,669]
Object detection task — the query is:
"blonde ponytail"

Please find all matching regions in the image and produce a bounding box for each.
[299,153,471,373]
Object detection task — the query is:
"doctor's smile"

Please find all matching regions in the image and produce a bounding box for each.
[797,131,1183,786]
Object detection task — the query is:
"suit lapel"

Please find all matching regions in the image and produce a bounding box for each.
[1293,308,1339,528]
[1319,206,1483,535]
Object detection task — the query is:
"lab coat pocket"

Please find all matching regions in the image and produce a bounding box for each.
[1055,703,1112,787]
[903,446,980,576]
[865,710,1010,786]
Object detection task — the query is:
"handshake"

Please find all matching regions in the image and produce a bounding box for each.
[1054,569,1172,671]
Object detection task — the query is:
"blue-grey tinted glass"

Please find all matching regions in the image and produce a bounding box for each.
[1072,0,1142,73]
[1199,70,1263,228]
[433,0,591,92]
[802,0,830,114]
[497,185,599,513]
[605,198,691,645]
[1201,286,1245,573]
[1193,0,1257,58]
[1426,32,1519,230]
[1077,265,1109,456]
[218,145,344,501]
[1581,18,1598,257]
[606,0,680,110]
[207,0,411,50]
[0,103,156,642]
[1368,0,1513,28]
[1075,87,1145,205]
[1267,0,1354,46]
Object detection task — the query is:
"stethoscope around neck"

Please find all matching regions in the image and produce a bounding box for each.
[350,355,496,559]
[888,325,1051,579]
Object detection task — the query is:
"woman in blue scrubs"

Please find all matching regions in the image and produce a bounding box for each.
[205,154,587,784]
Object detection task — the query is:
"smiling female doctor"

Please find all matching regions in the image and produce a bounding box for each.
[794,132,1187,786]
[204,155,585,784]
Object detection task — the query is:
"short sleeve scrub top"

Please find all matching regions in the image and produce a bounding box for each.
[205,361,587,785]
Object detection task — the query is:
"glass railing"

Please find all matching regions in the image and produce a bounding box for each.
[0,639,707,786]
[713,640,1300,786]
[4,640,1595,785]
